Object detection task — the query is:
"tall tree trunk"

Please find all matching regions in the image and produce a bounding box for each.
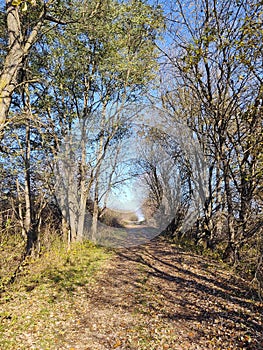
[76,132,88,241]
[24,123,36,255]
[91,132,104,242]
[23,80,39,256]
[222,157,238,263]
[0,2,23,129]
[91,179,99,242]
[0,1,44,131]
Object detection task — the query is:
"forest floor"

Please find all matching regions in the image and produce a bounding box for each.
[0,237,263,349]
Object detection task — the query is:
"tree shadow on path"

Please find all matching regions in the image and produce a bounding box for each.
[116,239,263,349]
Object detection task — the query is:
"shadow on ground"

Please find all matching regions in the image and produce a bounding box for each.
[81,238,263,349]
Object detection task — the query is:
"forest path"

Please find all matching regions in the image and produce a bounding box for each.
[62,238,263,349]
[1,238,263,349]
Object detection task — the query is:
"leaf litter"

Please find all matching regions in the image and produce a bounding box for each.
[0,238,262,349]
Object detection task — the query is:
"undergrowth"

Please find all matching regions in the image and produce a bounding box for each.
[169,235,263,300]
[0,238,112,349]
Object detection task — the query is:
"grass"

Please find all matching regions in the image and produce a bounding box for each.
[1,233,262,349]
[0,238,112,349]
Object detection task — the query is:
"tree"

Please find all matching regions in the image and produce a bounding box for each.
[159,0,262,261]
[1,1,44,131]
[136,121,206,236]
[0,0,82,133]
[31,0,164,243]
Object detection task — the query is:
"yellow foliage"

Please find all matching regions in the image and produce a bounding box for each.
[0,78,8,102]
[12,0,36,9]
[21,1,27,12]
[12,0,22,5]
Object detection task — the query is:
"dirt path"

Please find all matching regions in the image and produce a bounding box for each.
[58,238,263,349]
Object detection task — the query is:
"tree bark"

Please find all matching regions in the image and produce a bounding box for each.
[0,1,45,132]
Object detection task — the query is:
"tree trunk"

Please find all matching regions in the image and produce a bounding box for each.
[0,1,44,131]
[76,134,88,240]
[24,124,37,255]
[91,178,99,242]
[222,158,238,264]
[0,2,23,129]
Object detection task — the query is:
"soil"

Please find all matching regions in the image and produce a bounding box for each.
[60,238,263,349]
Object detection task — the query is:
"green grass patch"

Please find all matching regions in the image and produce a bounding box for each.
[0,239,113,349]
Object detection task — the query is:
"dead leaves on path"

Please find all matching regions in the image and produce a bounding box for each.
[1,239,263,349]
[96,241,263,350]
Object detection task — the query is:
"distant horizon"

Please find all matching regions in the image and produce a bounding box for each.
[104,205,145,222]
[106,175,148,213]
